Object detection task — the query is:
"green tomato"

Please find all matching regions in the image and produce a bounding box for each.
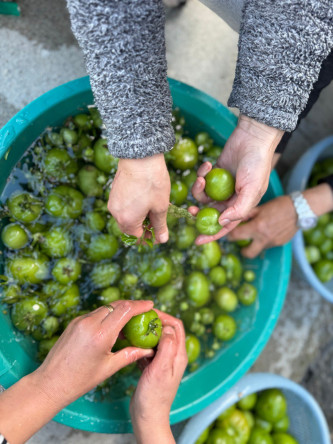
[209,266,227,286]
[182,169,197,189]
[196,208,221,235]
[50,283,80,316]
[303,227,325,246]
[195,426,210,444]
[324,221,333,239]
[207,429,234,444]
[244,411,255,429]
[167,213,178,229]
[213,314,237,341]
[317,213,330,226]
[157,284,178,306]
[236,239,252,248]
[106,216,123,237]
[195,132,213,152]
[44,148,78,180]
[304,245,321,264]
[205,168,235,201]
[185,334,201,363]
[43,280,67,298]
[204,145,223,161]
[186,271,210,307]
[119,273,139,295]
[214,287,238,312]
[199,307,215,325]
[170,180,188,205]
[1,284,22,304]
[73,113,92,130]
[221,253,243,285]
[45,131,63,147]
[243,270,256,283]
[32,316,60,341]
[11,297,48,332]
[319,238,333,255]
[237,283,257,306]
[46,185,83,219]
[142,255,173,287]
[26,220,49,234]
[190,241,222,270]
[255,389,287,424]
[41,226,73,258]
[77,165,107,197]
[38,336,59,360]
[272,416,290,433]
[1,223,29,249]
[123,309,162,349]
[248,427,273,444]
[9,256,49,284]
[272,433,298,444]
[319,158,333,174]
[87,234,118,262]
[176,225,197,250]
[97,287,121,305]
[218,409,251,444]
[112,337,131,352]
[89,107,103,128]
[217,405,236,421]
[52,257,81,284]
[7,192,43,223]
[237,393,257,410]
[86,211,107,231]
[170,138,198,170]
[255,417,273,433]
[91,262,121,288]
[313,259,333,282]
[93,138,118,173]
[61,128,78,145]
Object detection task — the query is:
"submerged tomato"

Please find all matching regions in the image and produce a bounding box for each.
[1,223,29,250]
[142,255,173,287]
[186,271,210,307]
[87,233,118,262]
[11,297,48,332]
[205,168,235,201]
[52,257,81,284]
[93,138,118,173]
[123,309,162,348]
[45,185,83,219]
[213,314,237,341]
[44,148,78,180]
[41,226,73,258]
[185,334,201,363]
[7,192,43,223]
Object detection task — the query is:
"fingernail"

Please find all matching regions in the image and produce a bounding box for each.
[163,325,175,336]
[219,218,230,226]
[159,232,169,243]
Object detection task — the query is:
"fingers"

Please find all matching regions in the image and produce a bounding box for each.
[154,309,186,346]
[188,205,199,216]
[149,209,169,244]
[191,162,212,204]
[241,239,266,259]
[218,189,262,226]
[111,347,155,374]
[148,325,178,374]
[228,219,256,241]
[101,300,154,333]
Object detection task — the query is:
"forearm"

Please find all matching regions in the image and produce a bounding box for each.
[67,0,175,159]
[0,372,64,444]
[304,183,333,217]
[133,421,175,444]
[229,0,333,131]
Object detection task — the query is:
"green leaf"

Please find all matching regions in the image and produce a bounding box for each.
[120,233,138,246]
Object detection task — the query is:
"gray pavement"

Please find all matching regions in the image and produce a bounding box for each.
[1,0,333,442]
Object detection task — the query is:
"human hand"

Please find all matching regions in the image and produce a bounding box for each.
[190,115,283,244]
[130,311,188,444]
[228,195,297,258]
[108,153,171,243]
[33,300,155,408]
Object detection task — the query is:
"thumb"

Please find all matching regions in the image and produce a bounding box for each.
[110,347,154,375]
[219,190,260,225]
[149,209,169,244]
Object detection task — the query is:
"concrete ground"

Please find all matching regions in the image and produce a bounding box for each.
[1,0,333,442]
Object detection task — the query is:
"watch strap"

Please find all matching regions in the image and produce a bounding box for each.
[290,191,318,230]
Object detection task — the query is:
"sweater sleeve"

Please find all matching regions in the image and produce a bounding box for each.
[228,0,333,132]
[66,0,175,159]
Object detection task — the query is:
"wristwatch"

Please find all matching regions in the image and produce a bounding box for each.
[289,191,318,230]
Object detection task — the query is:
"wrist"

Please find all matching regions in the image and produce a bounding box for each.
[132,420,174,444]
[118,153,166,173]
[303,184,333,217]
[238,115,284,150]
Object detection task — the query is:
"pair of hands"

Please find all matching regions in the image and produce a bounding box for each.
[108,115,283,246]
[0,300,187,444]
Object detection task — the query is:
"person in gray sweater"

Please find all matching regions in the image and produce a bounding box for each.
[66,0,333,244]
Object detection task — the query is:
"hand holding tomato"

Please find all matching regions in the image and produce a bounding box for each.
[190,115,283,245]
[130,311,188,444]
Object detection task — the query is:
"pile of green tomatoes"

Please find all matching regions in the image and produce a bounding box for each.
[0,106,258,396]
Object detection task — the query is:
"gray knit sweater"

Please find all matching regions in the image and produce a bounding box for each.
[67,0,333,159]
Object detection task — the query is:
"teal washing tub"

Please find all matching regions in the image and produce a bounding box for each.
[0,77,292,433]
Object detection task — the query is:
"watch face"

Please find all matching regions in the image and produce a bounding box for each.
[300,217,317,230]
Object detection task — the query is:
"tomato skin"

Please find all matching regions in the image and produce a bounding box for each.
[142,255,173,287]
[209,266,227,286]
[186,271,210,307]
[93,138,118,173]
[237,283,257,306]
[205,168,235,201]
[272,416,290,433]
[123,309,162,348]
[44,147,78,180]
[313,259,333,282]
[50,283,80,316]
[77,165,107,197]
[1,223,29,250]
[190,241,222,270]
[213,314,237,341]
[170,180,188,205]
[41,226,73,258]
[86,211,106,232]
[7,192,43,223]
[271,433,298,444]
[45,185,83,219]
[11,297,48,332]
[221,253,243,285]
[9,256,49,284]
[52,257,81,284]
[207,428,234,444]
[217,409,251,444]
[170,138,198,170]
[255,389,287,424]
[185,334,201,363]
[91,262,121,289]
[97,287,121,305]
[196,208,221,235]
[248,427,273,444]
[214,287,238,312]
[176,225,197,250]
[87,234,118,262]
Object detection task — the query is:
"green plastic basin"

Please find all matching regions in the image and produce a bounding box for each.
[0,77,292,433]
